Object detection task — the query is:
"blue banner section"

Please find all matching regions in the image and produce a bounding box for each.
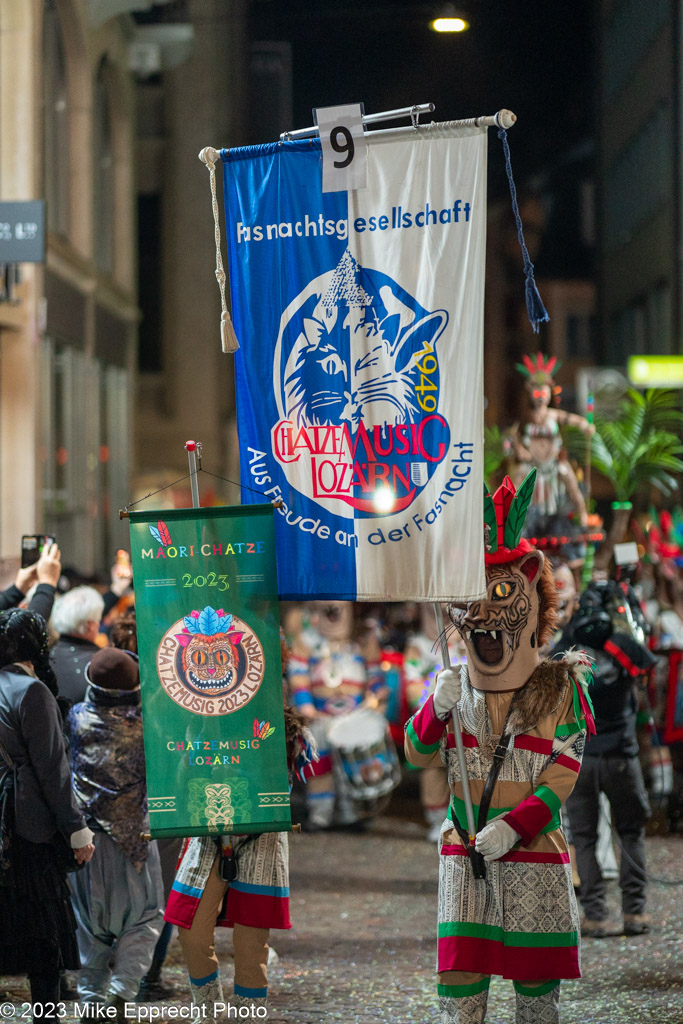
[223,142,357,598]
[221,128,487,602]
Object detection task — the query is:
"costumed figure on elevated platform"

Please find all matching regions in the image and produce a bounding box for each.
[405,470,595,1024]
[164,633,316,1018]
[403,606,467,841]
[507,354,594,554]
[287,601,386,830]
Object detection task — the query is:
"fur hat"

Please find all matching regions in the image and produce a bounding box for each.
[87,647,139,691]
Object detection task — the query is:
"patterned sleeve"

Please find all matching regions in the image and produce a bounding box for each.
[503,674,587,846]
[287,651,315,711]
[404,693,448,768]
[365,655,385,693]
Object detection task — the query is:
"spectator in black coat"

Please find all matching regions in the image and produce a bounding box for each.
[0,608,95,1019]
[553,579,656,938]
[51,586,105,704]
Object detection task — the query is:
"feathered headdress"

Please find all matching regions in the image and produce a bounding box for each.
[515,352,561,386]
[483,469,537,565]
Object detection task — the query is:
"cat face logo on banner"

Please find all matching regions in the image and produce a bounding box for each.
[157,606,265,716]
[271,249,450,519]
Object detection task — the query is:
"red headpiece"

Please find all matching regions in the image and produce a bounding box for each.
[515,352,560,386]
[484,470,537,565]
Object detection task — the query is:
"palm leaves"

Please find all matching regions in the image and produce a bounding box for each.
[588,389,683,502]
[484,424,506,489]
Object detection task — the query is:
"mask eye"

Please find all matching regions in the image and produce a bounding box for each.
[492,581,514,600]
[191,649,207,666]
[215,648,229,665]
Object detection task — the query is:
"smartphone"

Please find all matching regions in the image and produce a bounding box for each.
[21,534,56,569]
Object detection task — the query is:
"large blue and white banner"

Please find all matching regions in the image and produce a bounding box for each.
[222,126,486,601]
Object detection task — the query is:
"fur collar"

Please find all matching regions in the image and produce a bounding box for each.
[506,658,569,736]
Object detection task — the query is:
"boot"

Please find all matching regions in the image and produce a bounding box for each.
[232,990,267,1015]
[438,979,488,1023]
[137,957,171,1001]
[514,980,560,1024]
[104,994,126,1024]
[188,973,224,1022]
[425,806,447,843]
[623,912,651,935]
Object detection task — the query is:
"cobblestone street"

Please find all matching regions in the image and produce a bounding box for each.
[2,799,683,1024]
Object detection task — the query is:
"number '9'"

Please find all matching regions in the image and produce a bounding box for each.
[330,126,354,168]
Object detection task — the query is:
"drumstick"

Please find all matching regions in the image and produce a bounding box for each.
[434,603,477,842]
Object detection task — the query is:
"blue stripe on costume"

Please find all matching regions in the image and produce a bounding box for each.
[234,984,268,999]
[292,690,314,707]
[171,880,203,898]
[190,970,218,986]
[230,879,290,898]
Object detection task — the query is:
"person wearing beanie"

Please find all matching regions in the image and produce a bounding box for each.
[66,647,163,1019]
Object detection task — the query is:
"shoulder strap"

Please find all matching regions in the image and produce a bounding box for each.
[0,735,15,772]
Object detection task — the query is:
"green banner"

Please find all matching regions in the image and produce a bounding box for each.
[128,504,291,838]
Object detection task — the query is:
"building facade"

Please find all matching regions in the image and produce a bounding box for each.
[0,0,137,577]
[599,0,679,361]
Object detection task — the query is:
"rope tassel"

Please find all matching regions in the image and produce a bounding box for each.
[498,128,549,334]
[199,146,240,354]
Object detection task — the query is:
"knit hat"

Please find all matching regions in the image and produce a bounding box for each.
[86,647,139,691]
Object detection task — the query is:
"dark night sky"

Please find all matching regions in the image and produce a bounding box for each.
[250,0,596,194]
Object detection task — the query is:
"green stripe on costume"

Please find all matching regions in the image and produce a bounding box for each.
[534,784,562,817]
[438,921,578,947]
[439,921,502,941]
[437,977,490,998]
[406,719,440,757]
[555,721,582,737]
[450,796,560,835]
[513,980,560,997]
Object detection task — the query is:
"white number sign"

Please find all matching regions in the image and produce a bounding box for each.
[315,103,367,193]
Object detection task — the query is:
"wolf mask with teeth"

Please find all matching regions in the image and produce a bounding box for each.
[448,469,557,692]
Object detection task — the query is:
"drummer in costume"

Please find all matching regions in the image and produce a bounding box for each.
[405,470,595,1024]
[287,601,385,829]
[165,634,315,1017]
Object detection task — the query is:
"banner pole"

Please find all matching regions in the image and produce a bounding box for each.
[185,440,201,508]
[585,380,593,514]
[433,603,477,841]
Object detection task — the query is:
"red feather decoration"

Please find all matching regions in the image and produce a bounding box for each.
[157,520,172,546]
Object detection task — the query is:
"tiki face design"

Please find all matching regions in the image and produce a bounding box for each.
[448,551,544,692]
[312,601,353,642]
[181,633,237,693]
[554,563,577,630]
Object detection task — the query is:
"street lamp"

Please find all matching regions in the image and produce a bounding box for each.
[430,5,470,32]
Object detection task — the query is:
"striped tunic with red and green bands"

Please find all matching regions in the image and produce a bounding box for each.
[405,659,589,982]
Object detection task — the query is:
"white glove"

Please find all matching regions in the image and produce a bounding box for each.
[475,818,520,862]
[433,667,462,721]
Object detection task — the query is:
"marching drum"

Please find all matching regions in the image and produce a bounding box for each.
[326,707,402,817]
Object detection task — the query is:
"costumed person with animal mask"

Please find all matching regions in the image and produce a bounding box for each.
[405,470,595,1024]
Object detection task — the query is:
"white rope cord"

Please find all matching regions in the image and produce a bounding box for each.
[198,146,239,353]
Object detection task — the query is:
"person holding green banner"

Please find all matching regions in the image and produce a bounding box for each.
[164,639,315,1018]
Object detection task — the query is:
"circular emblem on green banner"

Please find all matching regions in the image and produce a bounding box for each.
[156,605,265,716]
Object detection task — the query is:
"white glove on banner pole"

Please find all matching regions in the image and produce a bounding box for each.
[433,667,462,720]
[475,817,520,862]
[433,603,477,842]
